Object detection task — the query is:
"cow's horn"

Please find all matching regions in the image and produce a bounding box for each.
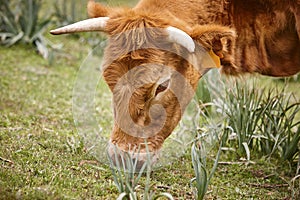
[166,26,195,53]
[50,17,109,35]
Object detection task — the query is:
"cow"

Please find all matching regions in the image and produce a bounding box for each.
[50,0,300,168]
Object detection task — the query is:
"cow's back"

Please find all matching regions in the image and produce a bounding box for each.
[135,0,300,76]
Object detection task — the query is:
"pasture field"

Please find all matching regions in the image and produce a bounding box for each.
[1,0,300,199]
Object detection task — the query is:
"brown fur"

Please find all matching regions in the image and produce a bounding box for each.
[89,0,300,76]
[86,0,300,153]
[87,0,109,17]
[230,0,300,76]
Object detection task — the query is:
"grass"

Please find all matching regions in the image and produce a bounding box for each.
[209,158,293,199]
[0,43,118,199]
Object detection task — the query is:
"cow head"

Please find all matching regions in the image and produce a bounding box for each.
[50,1,236,169]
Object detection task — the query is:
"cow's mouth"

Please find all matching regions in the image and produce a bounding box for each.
[107,140,161,172]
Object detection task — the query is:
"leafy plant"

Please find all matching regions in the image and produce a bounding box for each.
[190,129,223,200]
[259,91,300,161]
[216,80,300,164]
[0,0,52,59]
[220,82,266,157]
[108,143,174,200]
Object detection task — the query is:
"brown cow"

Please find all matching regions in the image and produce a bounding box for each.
[51,0,300,167]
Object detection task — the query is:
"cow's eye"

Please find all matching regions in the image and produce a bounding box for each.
[155,80,170,96]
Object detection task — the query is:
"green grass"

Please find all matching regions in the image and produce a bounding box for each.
[0,43,118,199]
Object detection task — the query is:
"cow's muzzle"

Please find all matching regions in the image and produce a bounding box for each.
[107,141,160,172]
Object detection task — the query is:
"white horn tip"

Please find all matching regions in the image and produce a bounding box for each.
[50,29,61,35]
[166,26,195,53]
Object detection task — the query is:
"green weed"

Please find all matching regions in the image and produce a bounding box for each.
[108,143,174,200]
[216,81,300,164]
[0,0,52,59]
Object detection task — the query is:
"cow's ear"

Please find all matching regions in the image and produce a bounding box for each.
[191,25,237,72]
[88,0,110,18]
[191,25,236,56]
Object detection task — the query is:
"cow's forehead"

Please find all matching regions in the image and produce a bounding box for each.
[102,47,185,84]
[112,63,174,93]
